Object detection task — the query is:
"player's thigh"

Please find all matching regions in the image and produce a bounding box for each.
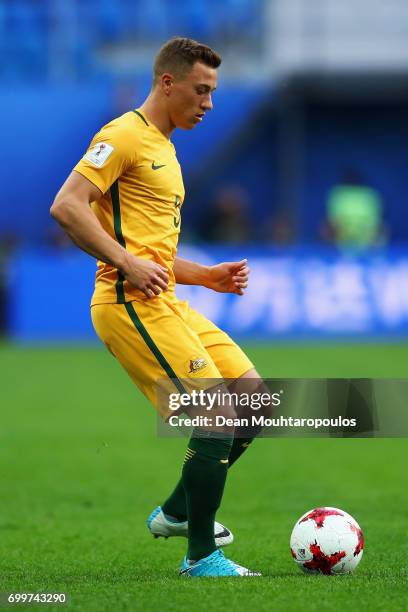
[184,304,254,380]
[91,299,221,419]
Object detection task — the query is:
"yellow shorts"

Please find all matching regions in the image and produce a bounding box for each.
[91,295,254,419]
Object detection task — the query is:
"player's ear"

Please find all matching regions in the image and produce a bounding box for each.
[161,73,174,96]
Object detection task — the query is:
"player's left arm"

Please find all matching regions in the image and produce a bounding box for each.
[174,257,249,296]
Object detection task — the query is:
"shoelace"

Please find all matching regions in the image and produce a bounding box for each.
[210,551,240,574]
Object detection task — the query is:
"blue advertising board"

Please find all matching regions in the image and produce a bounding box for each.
[6,246,408,341]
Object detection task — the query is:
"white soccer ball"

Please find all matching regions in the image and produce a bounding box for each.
[290,507,364,575]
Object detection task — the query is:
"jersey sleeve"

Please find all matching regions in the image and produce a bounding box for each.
[74,121,138,194]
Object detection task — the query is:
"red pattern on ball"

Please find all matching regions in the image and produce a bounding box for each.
[349,522,364,556]
[303,541,346,575]
[299,507,344,528]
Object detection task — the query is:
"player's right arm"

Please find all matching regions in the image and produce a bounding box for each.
[50,170,169,298]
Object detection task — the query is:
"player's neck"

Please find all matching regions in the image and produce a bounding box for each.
[139,93,175,140]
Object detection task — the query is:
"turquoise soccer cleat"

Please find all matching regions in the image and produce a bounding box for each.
[147,506,233,547]
[180,549,262,577]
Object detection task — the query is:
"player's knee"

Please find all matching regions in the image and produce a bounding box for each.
[181,384,237,434]
[256,380,275,419]
[212,400,237,422]
[229,373,275,419]
[208,385,237,435]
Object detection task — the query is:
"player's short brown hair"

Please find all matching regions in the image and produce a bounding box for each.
[153,37,221,84]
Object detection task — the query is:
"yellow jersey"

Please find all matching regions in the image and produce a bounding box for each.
[74,109,185,305]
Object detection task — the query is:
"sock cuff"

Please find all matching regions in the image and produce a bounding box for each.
[188,432,233,460]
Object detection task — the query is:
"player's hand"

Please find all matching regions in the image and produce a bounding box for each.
[205,259,249,296]
[121,253,169,298]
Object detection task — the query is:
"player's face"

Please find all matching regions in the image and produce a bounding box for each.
[167,62,217,130]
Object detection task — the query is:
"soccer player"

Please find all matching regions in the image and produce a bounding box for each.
[51,37,264,577]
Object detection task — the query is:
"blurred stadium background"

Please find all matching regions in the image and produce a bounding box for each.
[3,0,408,340]
[2,3,408,608]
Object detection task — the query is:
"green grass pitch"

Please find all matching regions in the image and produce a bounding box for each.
[1,342,407,611]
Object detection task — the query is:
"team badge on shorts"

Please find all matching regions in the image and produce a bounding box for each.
[188,357,207,374]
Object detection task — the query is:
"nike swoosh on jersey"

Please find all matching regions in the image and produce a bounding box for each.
[151,161,166,170]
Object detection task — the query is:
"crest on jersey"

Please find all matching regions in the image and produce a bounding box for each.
[84,142,114,167]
